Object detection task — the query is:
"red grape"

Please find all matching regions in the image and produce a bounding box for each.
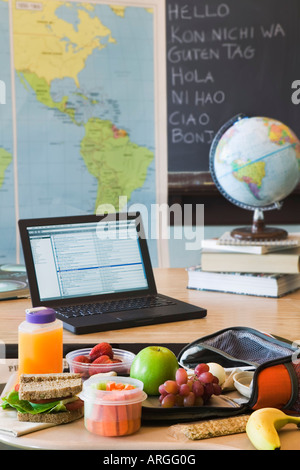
[158,363,223,408]
[183,392,195,407]
[212,383,222,396]
[194,396,204,406]
[158,384,167,396]
[198,371,214,384]
[161,393,176,408]
[186,379,194,391]
[194,363,209,377]
[164,380,179,394]
[175,394,184,407]
[175,368,188,385]
[179,383,190,396]
[203,382,214,397]
[192,380,204,397]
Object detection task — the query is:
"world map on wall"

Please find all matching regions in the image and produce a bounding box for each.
[0,0,158,265]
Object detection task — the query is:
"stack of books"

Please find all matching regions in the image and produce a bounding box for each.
[187,232,300,298]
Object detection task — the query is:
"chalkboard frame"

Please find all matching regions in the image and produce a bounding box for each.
[168,172,300,226]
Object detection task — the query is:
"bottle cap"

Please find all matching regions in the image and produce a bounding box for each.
[25,307,56,324]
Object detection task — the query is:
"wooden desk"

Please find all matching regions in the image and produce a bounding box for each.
[2,268,300,345]
[0,268,300,451]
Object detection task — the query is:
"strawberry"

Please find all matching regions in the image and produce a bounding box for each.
[92,355,112,364]
[89,355,113,375]
[72,354,91,375]
[74,354,91,364]
[89,342,113,361]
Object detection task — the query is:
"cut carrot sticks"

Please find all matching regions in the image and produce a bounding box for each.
[83,378,145,437]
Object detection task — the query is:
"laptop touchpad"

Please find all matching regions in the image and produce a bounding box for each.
[111,310,162,321]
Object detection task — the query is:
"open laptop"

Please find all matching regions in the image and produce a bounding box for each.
[18,213,207,334]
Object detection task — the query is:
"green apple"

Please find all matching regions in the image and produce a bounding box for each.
[130,346,178,395]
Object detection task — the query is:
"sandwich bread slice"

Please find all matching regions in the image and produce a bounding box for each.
[18,373,82,400]
[2,372,84,424]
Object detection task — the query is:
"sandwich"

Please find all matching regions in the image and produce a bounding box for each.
[2,372,84,424]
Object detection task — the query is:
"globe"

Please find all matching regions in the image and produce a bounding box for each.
[209,114,300,239]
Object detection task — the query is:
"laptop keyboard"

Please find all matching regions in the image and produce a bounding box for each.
[55,295,177,318]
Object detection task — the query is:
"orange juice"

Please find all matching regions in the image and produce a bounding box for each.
[18,307,63,376]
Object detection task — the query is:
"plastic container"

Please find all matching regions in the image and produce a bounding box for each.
[80,375,147,437]
[233,371,254,398]
[66,347,135,380]
[18,307,63,375]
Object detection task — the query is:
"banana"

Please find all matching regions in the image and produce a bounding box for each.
[246,407,300,450]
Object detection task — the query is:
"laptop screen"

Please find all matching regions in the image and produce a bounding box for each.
[25,217,149,302]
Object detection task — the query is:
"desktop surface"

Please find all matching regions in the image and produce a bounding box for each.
[1,268,300,450]
[1,268,300,345]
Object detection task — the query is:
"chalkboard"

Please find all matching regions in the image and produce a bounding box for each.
[166,0,300,173]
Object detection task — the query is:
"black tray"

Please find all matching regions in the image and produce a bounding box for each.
[141,394,248,424]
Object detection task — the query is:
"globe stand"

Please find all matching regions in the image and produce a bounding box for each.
[231,209,288,241]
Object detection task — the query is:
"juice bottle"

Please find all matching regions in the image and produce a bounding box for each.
[18,307,63,376]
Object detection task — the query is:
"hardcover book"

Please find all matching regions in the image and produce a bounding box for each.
[200,247,300,274]
[187,266,300,298]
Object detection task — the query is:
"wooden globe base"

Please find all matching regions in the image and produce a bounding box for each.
[231,225,288,241]
[231,209,288,240]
